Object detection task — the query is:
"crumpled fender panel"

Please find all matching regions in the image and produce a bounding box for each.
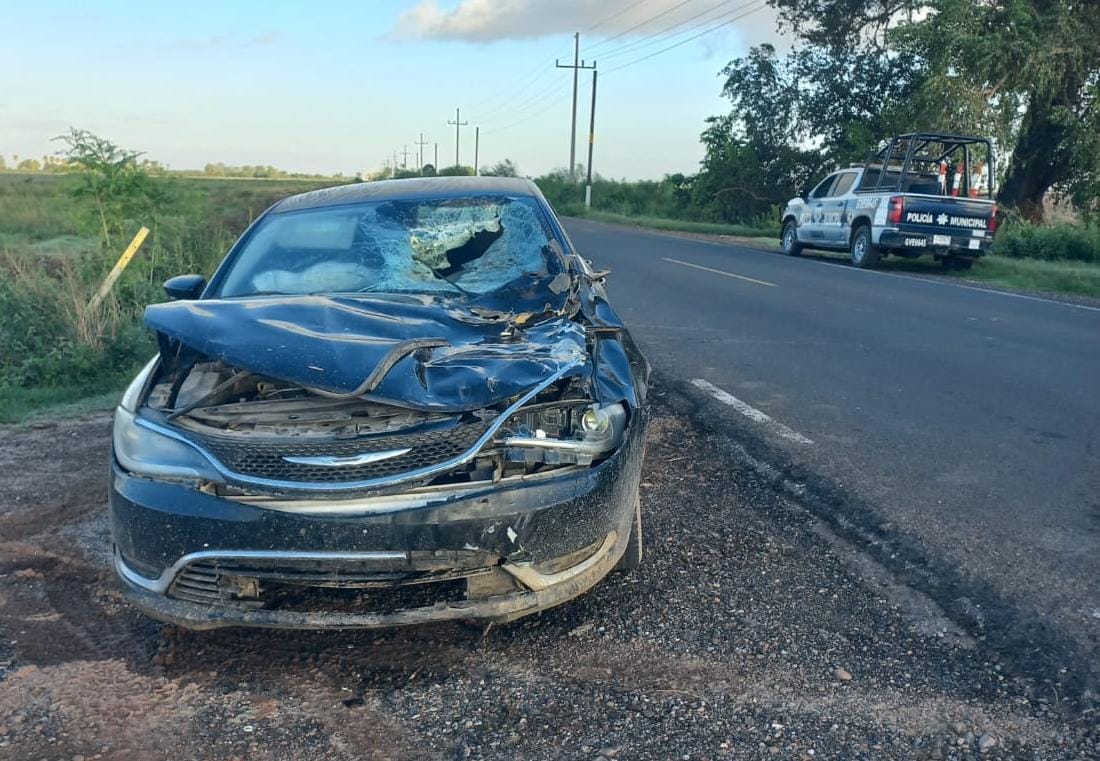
[146,293,594,412]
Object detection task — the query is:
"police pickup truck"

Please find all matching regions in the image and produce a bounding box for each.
[780,133,998,269]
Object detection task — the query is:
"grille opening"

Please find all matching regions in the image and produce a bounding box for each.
[166,556,496,613]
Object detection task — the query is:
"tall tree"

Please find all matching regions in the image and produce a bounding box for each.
[767,0,1100,220]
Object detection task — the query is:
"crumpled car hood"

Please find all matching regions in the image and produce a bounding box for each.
[145,293,590,411]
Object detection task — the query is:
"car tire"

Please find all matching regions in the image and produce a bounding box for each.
[615,492,643,571]
[850,225,880,268]
[781,220,802,256]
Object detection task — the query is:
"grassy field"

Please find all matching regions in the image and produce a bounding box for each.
[0,172,341,423]
[560,206,779,238]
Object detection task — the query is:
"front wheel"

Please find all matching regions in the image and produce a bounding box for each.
[850,225,880,269]
[781,220,802,256]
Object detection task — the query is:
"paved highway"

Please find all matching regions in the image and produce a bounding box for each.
[564,217,1100,695]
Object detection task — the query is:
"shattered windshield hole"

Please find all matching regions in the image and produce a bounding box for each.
[218,196,556,298]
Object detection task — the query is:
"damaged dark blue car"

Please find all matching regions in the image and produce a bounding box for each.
[109,177,650,630]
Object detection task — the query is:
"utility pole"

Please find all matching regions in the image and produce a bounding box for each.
[447,107,468,169]
[556,33,596,182]
[415,133,429,172]
[400,144,410,169]
[474,127,480,176]
[391,152,397,179]
[433,142,438,170]
[585,69,597,208]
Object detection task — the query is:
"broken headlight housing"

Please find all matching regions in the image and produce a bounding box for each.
[113,357,222,483]
[501,402,627,466]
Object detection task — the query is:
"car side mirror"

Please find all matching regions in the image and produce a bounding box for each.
[163,274,206,300]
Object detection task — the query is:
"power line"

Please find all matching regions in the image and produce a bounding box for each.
[597,0,755,61]
[586,0,696,53]
[584,0,654,33]
[463,39,574,120]
[478,78,567,127]
[475,70,564,124]
[480,88,573,136]
[604,3,768,75]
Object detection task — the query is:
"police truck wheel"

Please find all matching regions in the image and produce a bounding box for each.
[850,225,880,268]
[615,492,643,571]
[781,221,802,256]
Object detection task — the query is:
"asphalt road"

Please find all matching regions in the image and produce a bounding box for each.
[564,217,1100,698]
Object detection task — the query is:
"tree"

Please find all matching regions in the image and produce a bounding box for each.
[481,159,519,177]
[898,0,1100,219]
[694,46,832,223]
[765,0,1100,221]
[437,165,474,176]
[17,158,41,172]
[53,128,169,248]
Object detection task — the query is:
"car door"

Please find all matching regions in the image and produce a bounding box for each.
[821,171,858,245]
[799,174,839,243]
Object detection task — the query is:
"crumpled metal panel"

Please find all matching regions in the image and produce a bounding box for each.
[146,293,590,411]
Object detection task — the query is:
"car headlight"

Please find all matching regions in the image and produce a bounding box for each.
[119,356,159,413]
[503,402,628,466]
[113,408,223,482]
[114,358,222,482]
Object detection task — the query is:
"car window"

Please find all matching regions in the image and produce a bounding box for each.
[216,196,560,298]
[809,175,837,199]
[829,172,857,197]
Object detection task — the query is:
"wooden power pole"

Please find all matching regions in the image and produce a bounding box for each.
[556,33,595,182]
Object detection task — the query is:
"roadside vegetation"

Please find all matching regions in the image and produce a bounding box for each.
[0,137,341,423]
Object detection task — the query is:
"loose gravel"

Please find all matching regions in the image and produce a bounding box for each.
[0,387,1096,760]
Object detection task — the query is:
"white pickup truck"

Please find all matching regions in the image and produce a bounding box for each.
[780,133,999,269]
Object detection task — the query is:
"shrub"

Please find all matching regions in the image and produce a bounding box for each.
[992,221,1100,263]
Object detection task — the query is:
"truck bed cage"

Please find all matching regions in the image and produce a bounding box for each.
[858,132,995,199]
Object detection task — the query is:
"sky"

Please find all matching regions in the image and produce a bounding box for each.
[0,0,784,180]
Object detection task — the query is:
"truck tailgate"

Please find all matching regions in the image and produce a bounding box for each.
[899,196,994,236]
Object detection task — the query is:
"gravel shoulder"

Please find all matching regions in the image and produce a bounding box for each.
[0,383,1095,760]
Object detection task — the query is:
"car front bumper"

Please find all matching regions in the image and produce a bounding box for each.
[109,410,646,630]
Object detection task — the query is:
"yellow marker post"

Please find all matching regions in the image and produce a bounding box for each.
[88,226,149,312]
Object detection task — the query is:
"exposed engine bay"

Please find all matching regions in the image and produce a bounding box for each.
[137,354,628,497]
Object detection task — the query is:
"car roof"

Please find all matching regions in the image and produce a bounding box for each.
[269,176,543,214]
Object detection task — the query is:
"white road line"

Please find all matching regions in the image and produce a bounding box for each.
[693,239,1100,314]
[691,378,814,445]
[571,217,1100,314]
[663,257,776,287]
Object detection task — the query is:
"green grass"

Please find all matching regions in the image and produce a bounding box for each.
[0,385,124,425]
[942,255,1100,298]
[562,207,778,238]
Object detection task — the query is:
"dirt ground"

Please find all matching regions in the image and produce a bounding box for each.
[0,391,1096,760]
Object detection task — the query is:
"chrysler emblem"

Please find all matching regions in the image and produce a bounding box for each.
[282,448,412,467]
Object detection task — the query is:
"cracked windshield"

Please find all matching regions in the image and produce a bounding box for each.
[218,196,555,297]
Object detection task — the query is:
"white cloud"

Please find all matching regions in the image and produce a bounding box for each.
[392,0,779,44]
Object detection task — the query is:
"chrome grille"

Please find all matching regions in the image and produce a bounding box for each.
[186,418,492,483]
